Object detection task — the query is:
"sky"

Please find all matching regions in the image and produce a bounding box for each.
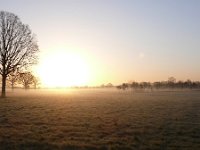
[0,0,199,86]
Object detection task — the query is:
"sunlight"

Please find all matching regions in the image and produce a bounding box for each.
[37,50,90,87]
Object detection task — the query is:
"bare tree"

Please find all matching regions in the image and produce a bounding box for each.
[168,77,176,88]
[7,70,19,90]
[32,76,40,89]
[0,11,39,97]
[18,72,34,89]
[168,77,176,83]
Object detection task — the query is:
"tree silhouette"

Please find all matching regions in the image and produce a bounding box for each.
[168,77,176,83]
[18,72,34,89]
[7,70,19,90]
[167,77,176,88]
[32,76,40,89]
[131,82,139,90]
[0,11,39,97]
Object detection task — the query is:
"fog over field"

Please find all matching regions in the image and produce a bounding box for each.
[0,1,200,149]
[0,89,200,149]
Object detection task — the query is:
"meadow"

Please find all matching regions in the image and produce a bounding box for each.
[0,89,200,150]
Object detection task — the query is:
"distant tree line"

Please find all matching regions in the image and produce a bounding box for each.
[116,77,200,91]
[6,71,40,89]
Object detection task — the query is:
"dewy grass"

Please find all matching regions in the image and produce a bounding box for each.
[0,89,200,150]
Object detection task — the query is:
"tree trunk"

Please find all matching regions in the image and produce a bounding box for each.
[11,83,14,91]
[1,74,6,97]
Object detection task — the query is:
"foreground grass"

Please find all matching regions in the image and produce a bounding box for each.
[0,89,200,150]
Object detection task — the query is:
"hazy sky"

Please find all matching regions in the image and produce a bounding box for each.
[0,0,200,85]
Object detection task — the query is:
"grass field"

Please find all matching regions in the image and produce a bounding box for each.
[0,89,200,150]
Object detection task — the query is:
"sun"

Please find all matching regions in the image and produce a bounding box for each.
[37,50,90,87]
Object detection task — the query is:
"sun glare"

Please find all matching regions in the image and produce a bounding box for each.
[37,50,90,87]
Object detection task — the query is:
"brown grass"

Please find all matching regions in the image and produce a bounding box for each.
[0,89,200,149]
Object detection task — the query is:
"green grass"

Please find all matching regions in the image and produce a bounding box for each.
[0,89,200,149]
